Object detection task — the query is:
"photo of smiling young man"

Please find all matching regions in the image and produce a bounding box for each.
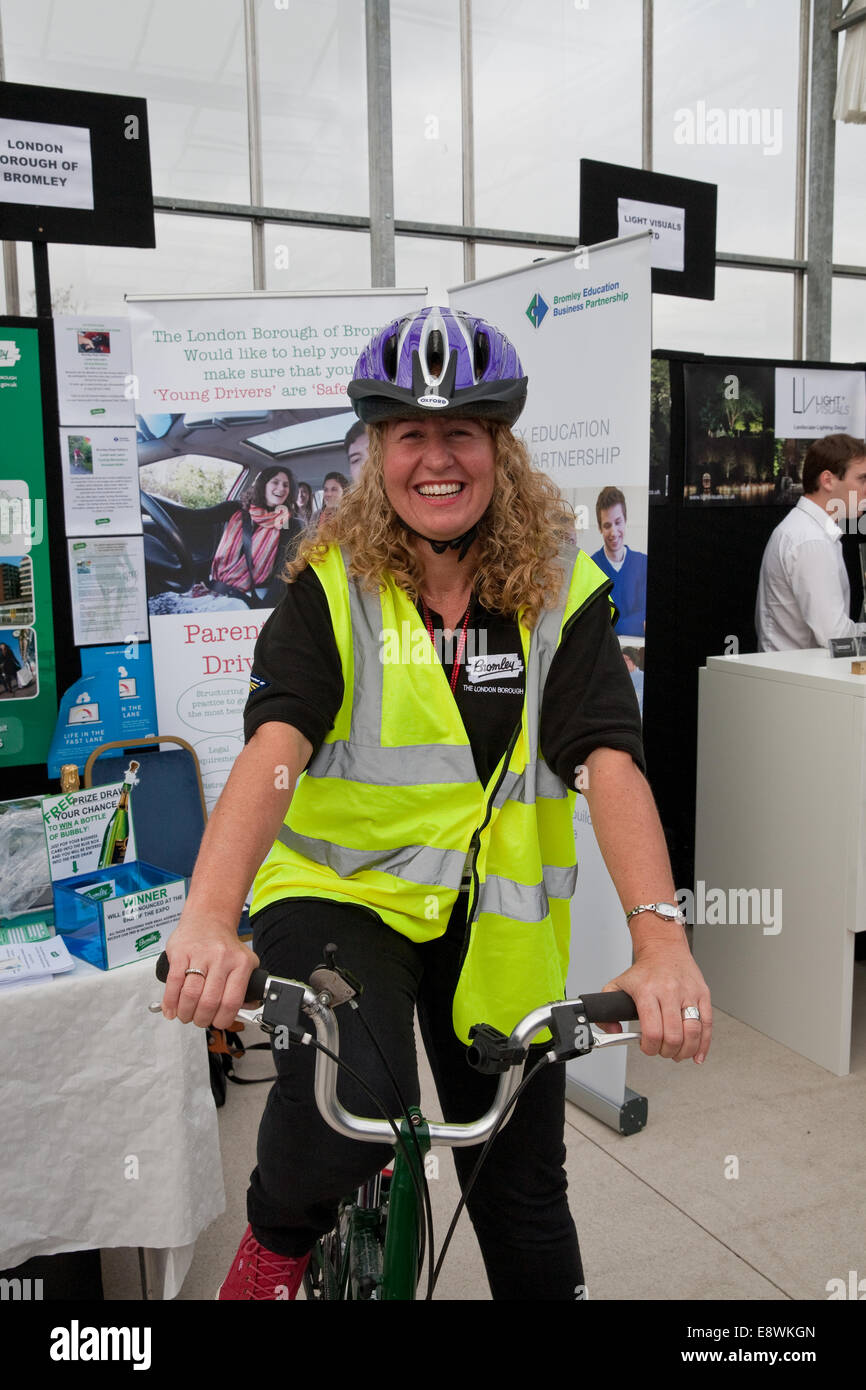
[590,485,648,638]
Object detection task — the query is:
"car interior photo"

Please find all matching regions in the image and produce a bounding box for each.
[137,407,360,608]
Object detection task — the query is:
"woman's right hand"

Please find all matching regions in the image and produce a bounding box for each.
[160,912,259,1030]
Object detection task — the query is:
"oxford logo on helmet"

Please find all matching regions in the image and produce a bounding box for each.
[416,394,449,408]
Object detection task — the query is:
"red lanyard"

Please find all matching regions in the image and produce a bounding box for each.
[420,597,472,694]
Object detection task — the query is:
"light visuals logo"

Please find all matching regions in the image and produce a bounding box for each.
[0,341,22,366]
[526,293,549,329]
[791,376,849,419]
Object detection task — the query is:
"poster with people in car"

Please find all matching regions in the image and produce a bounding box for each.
[128,291,424,807]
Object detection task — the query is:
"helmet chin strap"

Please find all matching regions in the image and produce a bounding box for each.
[405,521,480,561]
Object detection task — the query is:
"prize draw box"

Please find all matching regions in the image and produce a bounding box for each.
[53,860,185,970]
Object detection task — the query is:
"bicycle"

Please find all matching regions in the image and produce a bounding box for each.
[153,946,640,1300]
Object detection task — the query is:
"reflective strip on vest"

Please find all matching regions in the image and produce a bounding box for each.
[477,864,579,923]
[345,552,385,745]
[307,740,477,787]
[276,822,469,888]
[492,759,568,808]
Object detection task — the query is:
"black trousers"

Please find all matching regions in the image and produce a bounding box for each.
[246,897,584,1300]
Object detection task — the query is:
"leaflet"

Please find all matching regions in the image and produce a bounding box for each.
[68,536,147,646]
[0,937,75,984]
[60,426,142,536]
[42,780,137,881]
[53,315,135,426]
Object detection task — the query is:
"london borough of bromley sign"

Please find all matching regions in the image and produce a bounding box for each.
[0,81,154,248]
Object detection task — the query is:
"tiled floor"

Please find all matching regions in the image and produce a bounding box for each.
[101,959,866,1301]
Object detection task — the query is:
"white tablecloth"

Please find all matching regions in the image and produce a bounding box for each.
[1,953,225,1295]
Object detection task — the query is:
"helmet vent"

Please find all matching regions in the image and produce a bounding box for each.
[425,329,445,377]
[382,330,399,382]
[473,329,490,380]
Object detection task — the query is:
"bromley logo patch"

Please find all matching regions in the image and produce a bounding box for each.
[465,653,524,684]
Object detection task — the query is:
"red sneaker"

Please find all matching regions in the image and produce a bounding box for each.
[218,1225,311,1300]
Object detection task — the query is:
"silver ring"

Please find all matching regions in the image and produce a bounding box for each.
[682,1005,701,1021]
[184,967,207,979]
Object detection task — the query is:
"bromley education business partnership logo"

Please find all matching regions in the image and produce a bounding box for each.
[526,292,549,329]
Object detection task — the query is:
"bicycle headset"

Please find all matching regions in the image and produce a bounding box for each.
[347,305,528,560]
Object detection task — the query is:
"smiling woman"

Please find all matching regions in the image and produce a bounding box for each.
[161,304,710,1303]
[146,464,304,615]
[208,465,298,602]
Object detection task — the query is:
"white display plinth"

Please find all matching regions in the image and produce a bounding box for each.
[694,648,866,1076]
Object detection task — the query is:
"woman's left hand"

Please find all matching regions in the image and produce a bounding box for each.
[599,942,712,1064]
[260,505,291,531]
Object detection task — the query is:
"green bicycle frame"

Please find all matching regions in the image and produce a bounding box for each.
[380,1108,430,1300]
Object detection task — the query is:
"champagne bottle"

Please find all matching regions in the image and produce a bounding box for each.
[60,765,80,793]
[97,761,139,869]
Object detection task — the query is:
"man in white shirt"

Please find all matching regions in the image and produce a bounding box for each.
[756,433,866,651]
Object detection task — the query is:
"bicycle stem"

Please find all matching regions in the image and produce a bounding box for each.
[307,996,556,1148]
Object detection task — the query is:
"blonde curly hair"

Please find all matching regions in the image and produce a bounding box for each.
[284,421,575,628]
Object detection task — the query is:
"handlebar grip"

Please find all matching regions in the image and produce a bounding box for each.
[154,952,270,1005]
[246,968,270,1001]
[578,990,638,1023]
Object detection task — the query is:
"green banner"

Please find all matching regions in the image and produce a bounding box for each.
[0,324,58,766]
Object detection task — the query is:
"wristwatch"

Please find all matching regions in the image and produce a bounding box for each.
[625,901,686,925]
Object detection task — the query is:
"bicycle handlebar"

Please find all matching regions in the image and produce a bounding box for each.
[154,954,636,1025]
[154,952,638,1148]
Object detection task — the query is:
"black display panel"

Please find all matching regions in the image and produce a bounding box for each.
[579,159,717,300]
[0,82,154,248]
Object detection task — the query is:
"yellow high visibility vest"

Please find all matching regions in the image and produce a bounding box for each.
[251,543,610,1041]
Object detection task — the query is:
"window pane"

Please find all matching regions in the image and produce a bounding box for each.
[653,267,794,358]
[833,121,866,268]
[473,0,643,235]
[15,215,254,318]
[257,0,368,216]
[140,455,244,509]
[263,224,371,292]
[472,242,560,282]
[392,0,462,222]
[395,236,463,305]
[832,278,866,362]
[1,0,250,203]
[654,0,799,259]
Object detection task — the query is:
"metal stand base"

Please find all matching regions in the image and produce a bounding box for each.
[565,1079,648,1136]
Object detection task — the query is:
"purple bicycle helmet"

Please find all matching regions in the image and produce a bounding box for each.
[347,305,527,426]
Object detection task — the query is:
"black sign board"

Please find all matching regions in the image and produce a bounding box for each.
[579,159,716,300]
[0,82,154,248]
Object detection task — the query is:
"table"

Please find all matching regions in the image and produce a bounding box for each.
[694,648,866,1075]
[1,952,225,1297]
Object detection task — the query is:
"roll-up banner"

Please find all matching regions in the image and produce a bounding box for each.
[450,233,652,1123]
[127,291,425,809]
